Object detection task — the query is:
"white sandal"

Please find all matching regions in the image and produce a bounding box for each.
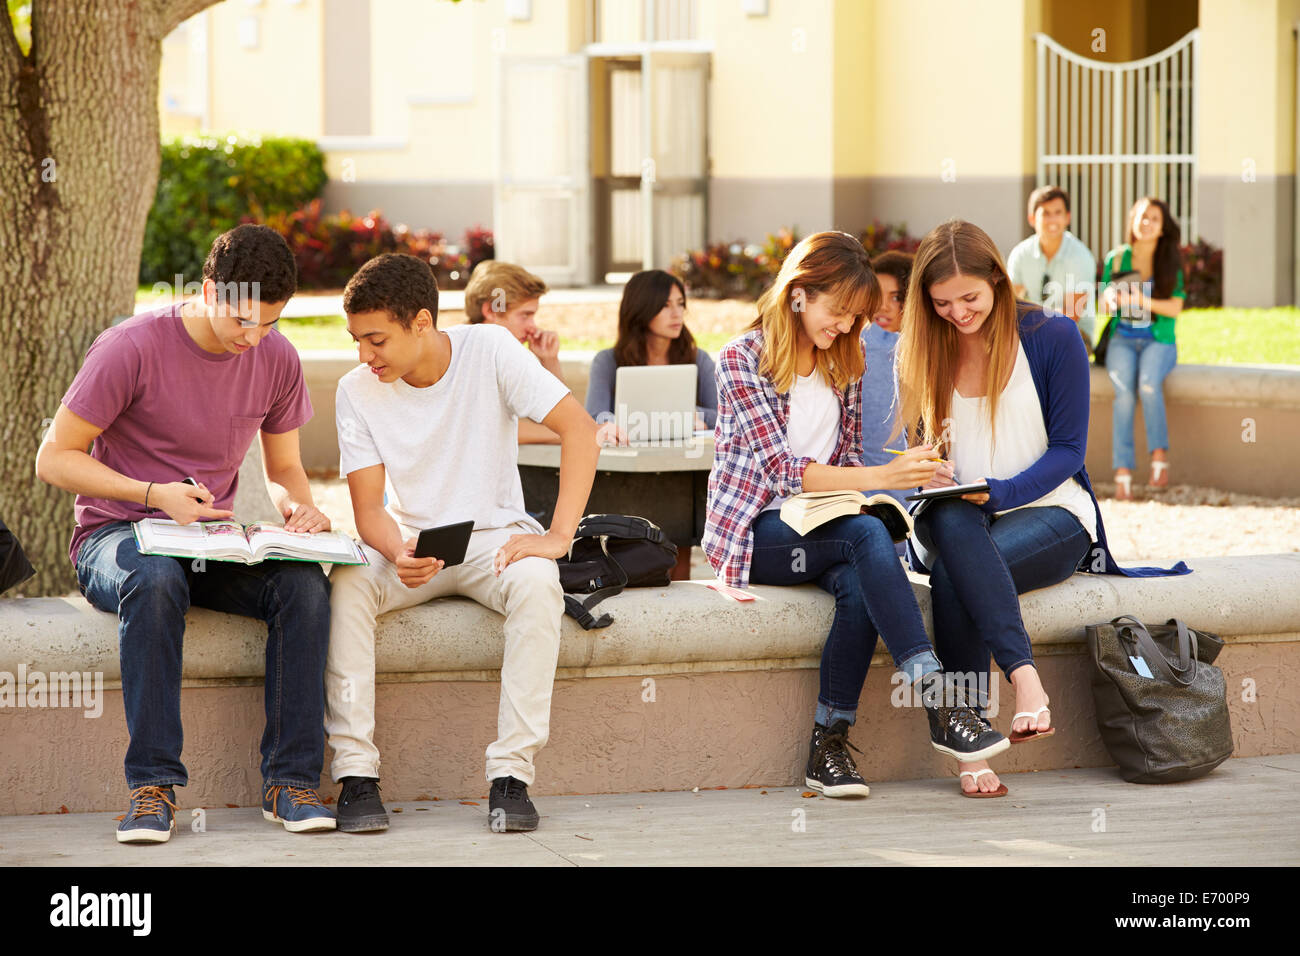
[1009,699,1055,744]
[959,768,1007,798]
[1115,472,1133,500]
[1149,459,1170,491]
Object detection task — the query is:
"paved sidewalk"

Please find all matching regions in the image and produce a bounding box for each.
[3,755,1296,867]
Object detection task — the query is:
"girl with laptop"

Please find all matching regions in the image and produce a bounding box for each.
[586,270,719,580]
[703,231,1011,799]
[894,219,1188,797]
[585,269,718,447]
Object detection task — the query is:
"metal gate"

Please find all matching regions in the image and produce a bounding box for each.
[1036,30,1199,257]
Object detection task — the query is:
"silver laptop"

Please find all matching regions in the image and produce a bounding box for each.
[613,365,698,443]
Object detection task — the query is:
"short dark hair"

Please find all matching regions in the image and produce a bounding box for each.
[343,253,440,328]
[203,224,297,304]
[1027,185,1070,219]
[870,251,914,303]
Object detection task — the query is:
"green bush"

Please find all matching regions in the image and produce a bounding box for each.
[140,133,327,286]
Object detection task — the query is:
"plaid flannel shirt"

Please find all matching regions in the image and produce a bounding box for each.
[703,328,867,588]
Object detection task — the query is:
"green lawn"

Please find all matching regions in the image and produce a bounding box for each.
[1173,308,1300,365]
[275,307,1300,366]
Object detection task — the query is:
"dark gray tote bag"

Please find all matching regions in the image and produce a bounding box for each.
[1085,615,1233,784]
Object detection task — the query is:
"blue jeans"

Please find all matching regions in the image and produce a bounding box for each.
[749,510,942,727]
[76,521,331,789]
[1105,335,1177,470]
[918,500,1090,711]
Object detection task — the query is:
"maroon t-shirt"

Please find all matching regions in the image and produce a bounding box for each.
[62,304,313,564]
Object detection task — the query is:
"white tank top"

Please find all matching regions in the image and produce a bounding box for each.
[763,369,841,513]
[949,342,1098,541]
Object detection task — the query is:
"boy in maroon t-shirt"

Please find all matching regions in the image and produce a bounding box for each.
[36,225,336,843]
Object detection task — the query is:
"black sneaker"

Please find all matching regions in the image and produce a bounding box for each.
[488,776,539,832]
[923,681,1010,762]
[804,719,871,797]
[336,777,389,833]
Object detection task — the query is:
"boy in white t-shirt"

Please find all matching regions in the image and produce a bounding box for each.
[325,254,598,833]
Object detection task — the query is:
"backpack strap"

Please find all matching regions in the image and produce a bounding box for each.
[561,537,629,630]
[574,514,668,548]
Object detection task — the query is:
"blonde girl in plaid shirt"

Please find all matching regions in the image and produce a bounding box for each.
[704,232,1010,798]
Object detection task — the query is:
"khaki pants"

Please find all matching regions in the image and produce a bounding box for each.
[325,522,563,786]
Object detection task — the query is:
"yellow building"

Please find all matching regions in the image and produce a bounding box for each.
[159,0,1300,305]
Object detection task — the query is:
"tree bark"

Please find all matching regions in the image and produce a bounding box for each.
[0,0,220,595]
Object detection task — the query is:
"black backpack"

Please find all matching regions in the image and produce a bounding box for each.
[557,515,677,629]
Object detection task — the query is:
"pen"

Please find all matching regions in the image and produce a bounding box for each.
[882,448,946,462]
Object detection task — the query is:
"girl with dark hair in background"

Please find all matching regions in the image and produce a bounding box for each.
[1096,197,1186,499]
[585,269,719,579]
[585,269,718,445]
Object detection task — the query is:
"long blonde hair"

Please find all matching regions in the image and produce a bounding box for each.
[749,231,878,393]
[894,220,1020,452]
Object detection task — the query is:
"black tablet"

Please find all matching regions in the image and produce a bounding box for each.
[413,520,475,565]
[905,482,990,502]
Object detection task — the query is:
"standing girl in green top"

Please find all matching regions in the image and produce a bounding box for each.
[1097,197,1186,500]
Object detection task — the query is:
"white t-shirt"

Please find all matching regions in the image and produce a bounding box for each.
[335,323,570,537]
[763,369,841,513]
[948,342,1097,541]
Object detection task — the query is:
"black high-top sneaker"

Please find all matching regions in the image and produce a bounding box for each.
[337,776,389,833]
[488,776,540,832]
[804,719,871,797]
[922,679,1010,762]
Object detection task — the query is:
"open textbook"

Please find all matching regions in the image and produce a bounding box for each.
[133,518,368,566]
[779,491,913,541]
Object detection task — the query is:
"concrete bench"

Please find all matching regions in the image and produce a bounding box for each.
[2,552,1297,814]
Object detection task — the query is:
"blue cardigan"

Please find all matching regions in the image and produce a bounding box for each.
[914,307,1190,579]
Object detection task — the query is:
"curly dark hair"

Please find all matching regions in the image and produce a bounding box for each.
[870,250,914,304]
[343,253,440,328]
[202,224,297,304]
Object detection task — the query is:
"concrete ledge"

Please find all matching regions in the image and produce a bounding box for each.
[3,555,1298,685]
[1,554,1297,814]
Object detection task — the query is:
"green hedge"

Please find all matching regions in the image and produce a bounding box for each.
[140,133,327,286]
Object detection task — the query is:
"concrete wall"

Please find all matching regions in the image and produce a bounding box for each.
[1197,0,1300,306]
[1085,365,1300,496]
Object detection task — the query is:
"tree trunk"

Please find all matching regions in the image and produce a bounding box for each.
[0,0,219,595]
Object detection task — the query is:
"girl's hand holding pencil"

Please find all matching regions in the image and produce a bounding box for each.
[884,447,989,503]
[878,444,945,488]
[884,446,957,490]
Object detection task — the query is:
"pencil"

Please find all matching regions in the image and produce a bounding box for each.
[882,448,946,462]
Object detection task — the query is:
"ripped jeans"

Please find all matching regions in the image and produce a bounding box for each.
[1105,335,1177,471]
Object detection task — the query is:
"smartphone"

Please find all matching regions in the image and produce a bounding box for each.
[413,520,475,566]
